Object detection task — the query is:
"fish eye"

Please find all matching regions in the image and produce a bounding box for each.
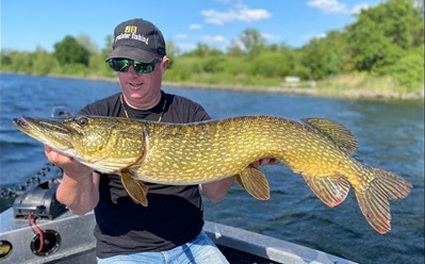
[76,117,89,126]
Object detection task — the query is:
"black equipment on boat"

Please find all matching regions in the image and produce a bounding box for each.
[12,169,66,220]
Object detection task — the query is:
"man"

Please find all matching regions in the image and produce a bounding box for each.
[45,18,276,263]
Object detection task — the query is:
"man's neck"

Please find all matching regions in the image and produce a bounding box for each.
[123,93,162,110]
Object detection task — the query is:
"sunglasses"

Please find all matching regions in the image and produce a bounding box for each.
[109,58,161,73]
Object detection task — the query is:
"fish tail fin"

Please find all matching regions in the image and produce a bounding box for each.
[354,165,412,234]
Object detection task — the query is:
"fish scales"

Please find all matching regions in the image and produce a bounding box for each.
[13,115,412,234]
[137,116,284,183]
[139,116,346,184]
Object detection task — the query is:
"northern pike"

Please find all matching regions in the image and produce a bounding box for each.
[13,115,412,234]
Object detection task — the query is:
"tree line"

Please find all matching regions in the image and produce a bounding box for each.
[1,0,424,93]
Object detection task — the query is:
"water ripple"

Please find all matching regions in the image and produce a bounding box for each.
[1,73,423,264]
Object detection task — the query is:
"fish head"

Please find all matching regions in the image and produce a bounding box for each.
[13,116,146,173]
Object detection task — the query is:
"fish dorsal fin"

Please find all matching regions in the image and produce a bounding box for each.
[121,170,149,206]
[301,118,358,154]
[236,166,270,200]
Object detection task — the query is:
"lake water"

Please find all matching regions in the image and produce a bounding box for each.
[0,73,423,263]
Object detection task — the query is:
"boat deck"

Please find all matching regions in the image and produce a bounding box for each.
[0,208,356,263]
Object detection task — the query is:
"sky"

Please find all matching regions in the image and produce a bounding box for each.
[1,0,384,53]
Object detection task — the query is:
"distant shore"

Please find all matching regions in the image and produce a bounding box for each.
[162,81,425,100]
[2,72,424,100]
[58,74,425,100]
[64,74,425,100]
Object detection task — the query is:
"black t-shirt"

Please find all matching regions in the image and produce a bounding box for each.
[78,91,210,258]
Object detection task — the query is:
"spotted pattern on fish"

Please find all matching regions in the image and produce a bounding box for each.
[13,115,412,234]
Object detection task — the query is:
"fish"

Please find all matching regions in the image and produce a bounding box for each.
[13,115,412,234]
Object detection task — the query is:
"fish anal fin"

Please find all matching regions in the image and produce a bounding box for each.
[301,118,358,154]
[303,174,350,207]
[235,174,245,189]
[355,166,412,234]
[121,170,149,207]
[236,166,270,201]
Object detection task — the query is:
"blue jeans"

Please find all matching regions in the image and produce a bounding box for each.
[96,231,229,263]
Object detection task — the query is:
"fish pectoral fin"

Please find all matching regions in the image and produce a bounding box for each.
[236,166,270,201]
[303,174,350,207]
[121,170,149,207]
[301,118,358,154]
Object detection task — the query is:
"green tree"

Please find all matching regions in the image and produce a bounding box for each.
[238,28,266,57]
[102,34,114,57]
[186,43,223,57]
[300,30,347,79]
[248,51,291,78]
[32,46,59,75]
[227,40,245,56]
[376,44,424,91]
[76,34,99,54]
[165,39,180,69]
[346,0,424,72]
[0,49,13,69]
[4,51,34,73]
[53,35,91,66]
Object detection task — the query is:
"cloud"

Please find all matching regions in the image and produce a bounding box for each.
[202,35,227,43]
[201,4,271,25]
[307,0,347,13]
[174,34,188,39]
[308,0,373,15]
[351,4,370,14]
[189,24,202,30]
[262,33,281,41]
[300,32,328,44]
[308,32,327,40]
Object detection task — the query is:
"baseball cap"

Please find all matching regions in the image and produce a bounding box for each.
[105,18,166,62]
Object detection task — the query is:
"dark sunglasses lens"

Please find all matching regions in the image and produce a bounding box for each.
[110,59,130,72]
[133,61,155,73]
[109,59,159,73]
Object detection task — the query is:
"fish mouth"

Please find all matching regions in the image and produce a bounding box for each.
[13,116,75,152]
[13,117,32,131]
[14,116,71,134]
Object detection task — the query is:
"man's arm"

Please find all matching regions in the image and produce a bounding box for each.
[45,146,100,215]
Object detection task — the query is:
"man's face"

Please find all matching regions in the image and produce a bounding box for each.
[118,58,167,108]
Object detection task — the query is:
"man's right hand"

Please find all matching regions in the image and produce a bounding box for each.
[44,146,99,215]
[44,146,94,180]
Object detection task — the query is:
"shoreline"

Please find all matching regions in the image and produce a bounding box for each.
[53,74,425,100]
[2,72,424,100]
[60,74,425,100]
[162,81,425,101]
